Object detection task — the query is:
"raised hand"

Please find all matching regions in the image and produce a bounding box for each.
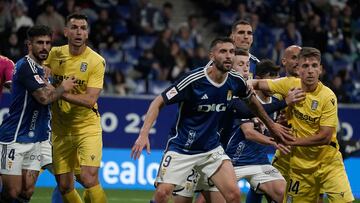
[131,134,151,160]
[285,88,305,106]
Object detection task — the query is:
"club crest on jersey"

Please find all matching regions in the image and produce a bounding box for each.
[227,90,232,101]
[80,62,88,72]
[311,100,318,110]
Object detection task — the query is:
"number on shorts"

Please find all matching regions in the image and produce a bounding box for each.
[8,149,15,160]
[162,155,172,167]
[288,179,300,194]
[186,169,198,183]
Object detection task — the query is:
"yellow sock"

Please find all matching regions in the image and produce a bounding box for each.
[62,189,82,203]
[85,184,107,203]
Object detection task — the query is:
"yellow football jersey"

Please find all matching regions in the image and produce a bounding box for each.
[44,45,106,135]
[267,77,339,169]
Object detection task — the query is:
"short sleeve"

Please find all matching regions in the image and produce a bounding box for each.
[18,63,45,93]
[87,59,105,89]
[267,77,294,97]
[320,95,337,128]
[161,72,193,105]
[3,60,14,83]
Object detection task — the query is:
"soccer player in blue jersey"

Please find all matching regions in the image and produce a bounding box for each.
[131,37,294,203]
[0,25,76,202]
[227,59,301,203]
[230,20,260,79]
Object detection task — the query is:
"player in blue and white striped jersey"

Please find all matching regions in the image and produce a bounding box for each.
[0,25,76,202]
[131,37,293,203]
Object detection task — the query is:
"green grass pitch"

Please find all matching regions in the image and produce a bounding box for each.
[32,187,360,203]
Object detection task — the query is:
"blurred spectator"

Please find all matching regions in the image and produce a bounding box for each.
[57,0,77,18]
[153,2,173,33]
[0,0,13,44]
[235,3,250,22]
[1,32,22,62]
[130,0,157,35]
[90,8,115,50]
[340,5,353,39]
[168,41,189,81]
[250,13,274,58]
[153,28,173,76]
[108,70,135,96]
[279,21,302,47]
[36,1,65,43]
[272,0,293,27]
[187,14,202,46]
[191,45,208,68]
[301,14,326,52]
[130,49,161,80]
[271,40,285,67]
[294,0,316,27]
[175,23,195,57]
[12,2,33,32]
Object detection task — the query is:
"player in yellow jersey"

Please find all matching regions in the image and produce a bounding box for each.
[272,45,301,182]
[250,47,354,203]
[44,13,107,203]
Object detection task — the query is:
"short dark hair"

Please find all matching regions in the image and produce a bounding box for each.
[209,37,234,50]
[298,47,321,61]
[27,25,53,41]
[66,12,88,24]
[235,48,248,56]
[255,59,280,77]
[231,20,251,33]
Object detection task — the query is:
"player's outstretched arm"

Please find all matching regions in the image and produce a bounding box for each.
[131,95,165,160]
[245,94,295,143]
[289,126,334,146]
[247,79,271,91]
[32,76,77,105]
[61,87,101,109]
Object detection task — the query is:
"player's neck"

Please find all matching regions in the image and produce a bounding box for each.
[207,66,227,84]
[27,53,42,65]
[302,83,318,92]
[68,44,86,56]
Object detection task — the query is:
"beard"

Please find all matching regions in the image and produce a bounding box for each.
[213,60,232,73]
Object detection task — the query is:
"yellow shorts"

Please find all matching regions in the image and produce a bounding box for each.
[52,131,103,175]
[272,150,290,181]
[285,153,354,203]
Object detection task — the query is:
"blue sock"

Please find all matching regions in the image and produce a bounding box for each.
[246,188,263,203]
[51,186,63,203]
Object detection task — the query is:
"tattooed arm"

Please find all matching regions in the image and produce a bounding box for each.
[32,77,77,105]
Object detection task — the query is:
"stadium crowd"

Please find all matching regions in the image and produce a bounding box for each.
[0,0,359,102]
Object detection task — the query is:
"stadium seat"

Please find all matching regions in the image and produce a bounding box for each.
[149,80,171,95]
[124,48,142,65]
[137,35,157,50]
[122,35,137,49]
[116,5,131,20]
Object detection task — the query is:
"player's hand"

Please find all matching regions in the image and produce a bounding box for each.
[131,134,151,160]
[61,76,77,92]
[43,66,51,81]
[276,110,288,126]
[274,142,291,155]
[269,122,295,144]
[285,88,305,106]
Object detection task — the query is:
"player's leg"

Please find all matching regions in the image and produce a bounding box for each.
[0,143,33,201]
[76,133,106,203]
[18,169,40,202]
[285,168,319,203]
[209,160,241,203]
[320,152,354,203]
[52,133,82,203]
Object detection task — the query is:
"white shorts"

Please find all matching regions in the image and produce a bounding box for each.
[40,140,52,168]
[173,168,219,197]
[156,146,229,193]
[234,164,284,192]
[0,142,41,175]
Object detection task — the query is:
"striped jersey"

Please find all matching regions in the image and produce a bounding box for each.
[225,96,281,166]
[248,53,260,79]
[161,65,250,155]
[0,56,51,143]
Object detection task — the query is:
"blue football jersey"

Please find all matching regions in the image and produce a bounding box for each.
[225,96,280,166]
[161,65,250,154]
[248,53,260,79]
[0,56,51,143]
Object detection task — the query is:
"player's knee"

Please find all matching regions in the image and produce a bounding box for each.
[5,187,21,200]
[21,188,35,199]
[224,188,241,203]
[79,172,99,188]
[154,186,172,202]
[58,181,74,194]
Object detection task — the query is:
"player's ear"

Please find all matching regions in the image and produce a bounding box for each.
[209,51,214,61]
[64,27,68,38]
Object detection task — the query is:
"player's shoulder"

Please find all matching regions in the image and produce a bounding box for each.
[86,46,105,62]
[49,45,68,57]
[319,83,336,101]
[249,53,260,63]
[0,55,14,66]
[175,67,205,89]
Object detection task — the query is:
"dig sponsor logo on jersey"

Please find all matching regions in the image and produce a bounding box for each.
[197,103,226,112]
